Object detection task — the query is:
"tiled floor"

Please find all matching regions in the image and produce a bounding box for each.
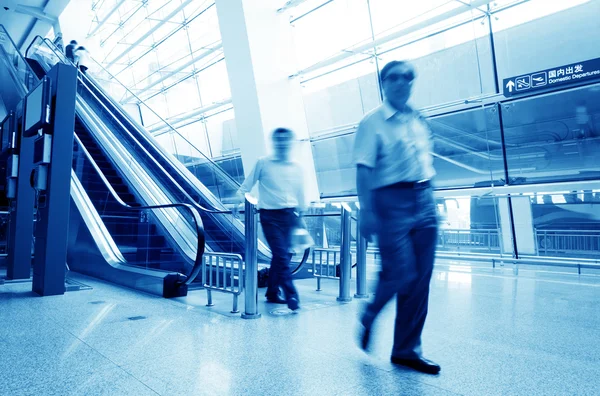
[1,263,599,395]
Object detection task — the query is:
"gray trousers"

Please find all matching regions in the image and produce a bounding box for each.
[362,184,438,359]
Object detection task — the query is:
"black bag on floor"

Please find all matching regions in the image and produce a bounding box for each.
[257,267,269,288]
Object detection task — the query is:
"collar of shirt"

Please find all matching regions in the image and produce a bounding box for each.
[380,100,414,121]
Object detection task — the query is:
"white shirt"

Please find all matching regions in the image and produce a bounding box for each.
[238,156,306,211]
[74,49,90,68]
[353,101,435,190]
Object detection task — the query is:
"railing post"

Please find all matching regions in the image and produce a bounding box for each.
[242,197,261,319]
[355,211,369,299]
[337,204,352,302]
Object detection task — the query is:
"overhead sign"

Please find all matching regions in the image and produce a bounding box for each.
[503,57,600,97]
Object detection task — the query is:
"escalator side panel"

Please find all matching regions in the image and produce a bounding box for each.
[68,192,187,298]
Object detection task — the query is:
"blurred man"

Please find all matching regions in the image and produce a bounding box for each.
[354,60,440,374]
[237,128,305,311]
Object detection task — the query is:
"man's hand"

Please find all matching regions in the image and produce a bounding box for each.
[296,215,308,230]
[359,210,378,242]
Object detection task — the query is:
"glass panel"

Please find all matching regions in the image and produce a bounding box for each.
[492,0,598,88]
[378,19,494,109]
[369,0,460,38]
[290,0,372,70]
[502,84,600,184]
[301,61,380,137]
[430,105,503,188]
[0,26,37,92]
[311,133,356,198]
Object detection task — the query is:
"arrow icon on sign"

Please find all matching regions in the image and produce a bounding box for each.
[506,80,515,92]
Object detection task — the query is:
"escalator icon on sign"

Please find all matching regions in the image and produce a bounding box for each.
[515,75,531,91]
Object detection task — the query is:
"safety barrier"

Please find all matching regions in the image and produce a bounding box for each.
[202,252,243,313]
[437,228,501,252]
[311,248,342,291]
[536,229,600,257]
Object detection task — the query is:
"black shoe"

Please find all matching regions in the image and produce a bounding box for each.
[390,357,441,375]
[287,297,299,311]
[359,326,371,351]
[266,296,287,304]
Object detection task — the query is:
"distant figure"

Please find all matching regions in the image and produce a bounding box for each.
[353,60,440,375]
[74,46,90,73]
[65,40,77,63]
[237,128,305,311]
[542,195,553,204]
[53,34,64,51]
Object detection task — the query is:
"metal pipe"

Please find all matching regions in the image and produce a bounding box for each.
[294,0,495,77]
[337,205,352,302]
[106,0,195,68]
[121,44,223,103]
[242,196,261,319]
[88,0,127,37]
[354,212,369,299]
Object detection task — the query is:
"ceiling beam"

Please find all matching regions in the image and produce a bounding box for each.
[294,0,495,77]
[15,5,57,25]
[121,43,223,103]
[88,0,126,37]
[106,0,195,68]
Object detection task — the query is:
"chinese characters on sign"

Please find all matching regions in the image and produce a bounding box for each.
[503,58,600,97]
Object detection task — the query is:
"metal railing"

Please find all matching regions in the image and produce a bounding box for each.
[536,229,600,257]
[203,252,243,313]
[312,248,342,291]
[437,228,501,252]
[308,206,357,301]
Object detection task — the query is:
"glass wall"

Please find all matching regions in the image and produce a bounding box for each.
[85,0,238,162]
[280,0,599,196]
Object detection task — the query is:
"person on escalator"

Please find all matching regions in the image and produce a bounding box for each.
[236,128,306,311]
[74,46,90,74]
[65,40,78,63]
[353,60,440,375]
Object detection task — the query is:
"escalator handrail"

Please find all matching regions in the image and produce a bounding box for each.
[28,36,233,214]
[0,25,39,85]
[33,36,310,274]
[27,36,230,215]
[76,74,233,215]
[41,37,242,199]
[73,131,205,286]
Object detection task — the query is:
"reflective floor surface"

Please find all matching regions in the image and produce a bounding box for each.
[1,262,599,395]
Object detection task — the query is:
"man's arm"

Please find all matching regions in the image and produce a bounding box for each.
[236,159,261,201]
[356,165,373,214]
[352,116,379,240]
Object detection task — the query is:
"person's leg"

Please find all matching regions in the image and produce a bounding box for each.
[260,211,284,300]
[362,188,416,330]
[391,187,438,359]
[276,210,299,306]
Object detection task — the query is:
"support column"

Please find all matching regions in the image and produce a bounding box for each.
[6,111,35,280]
[215,0,320,203]
[32,64,77,296]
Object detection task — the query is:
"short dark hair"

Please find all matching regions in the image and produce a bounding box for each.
[379,60,413,81]
[70,40,78,45]
[272,127,294,140]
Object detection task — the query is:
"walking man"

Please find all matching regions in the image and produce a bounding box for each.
[237,128,305,311]
[354,60,440,374]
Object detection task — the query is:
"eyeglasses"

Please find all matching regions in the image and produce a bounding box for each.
[384,71,415,83]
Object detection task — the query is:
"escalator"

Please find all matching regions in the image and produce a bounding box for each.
[0,25,203,296]
[73,118,185,272]
[27,37,310,275]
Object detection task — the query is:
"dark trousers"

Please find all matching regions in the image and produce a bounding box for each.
[362,185,438,359]
[260,209,299,302]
